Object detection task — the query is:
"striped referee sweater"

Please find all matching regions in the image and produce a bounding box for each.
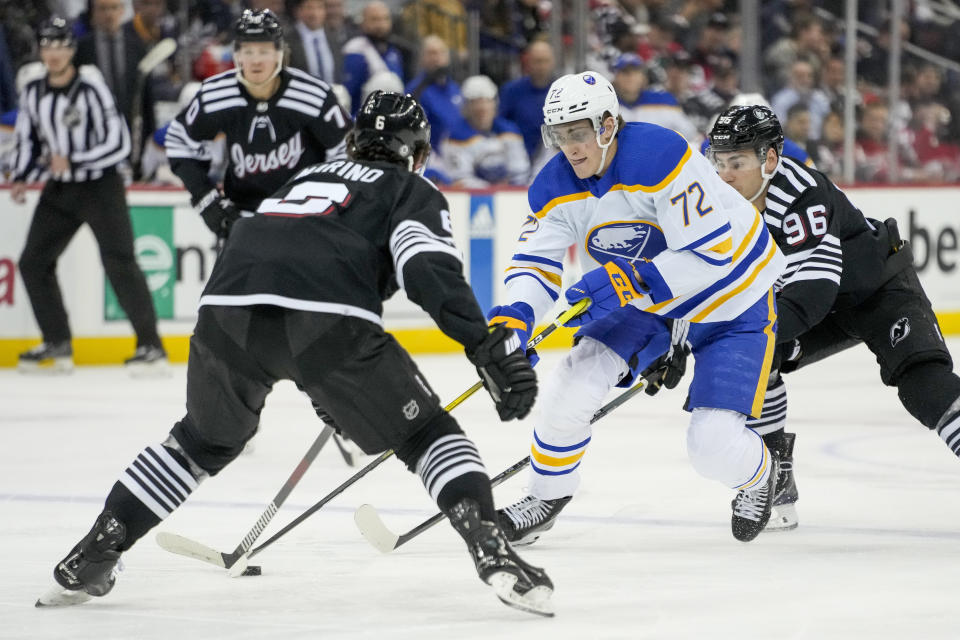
[165,67,351,212]
[761,156,904,343]
[12,64,130,182]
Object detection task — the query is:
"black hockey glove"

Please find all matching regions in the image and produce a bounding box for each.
[642,318,690,396]
[197,189,241,238]
[467,325,538,421]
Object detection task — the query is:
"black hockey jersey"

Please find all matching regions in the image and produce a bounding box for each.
[763,156,910,343]
[199,158,489,351]
[165,66,351,212]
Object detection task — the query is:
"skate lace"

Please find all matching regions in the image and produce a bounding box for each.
[503,496,551,528]
[733,484,769,522]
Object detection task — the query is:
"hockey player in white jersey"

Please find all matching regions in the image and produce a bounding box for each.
[490,71,787,543]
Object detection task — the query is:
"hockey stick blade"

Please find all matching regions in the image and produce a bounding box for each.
[155,531,231,568]
[354,379,648,552]
[138,37,177,74]
[155,426,334,571]
[219,307,588,563]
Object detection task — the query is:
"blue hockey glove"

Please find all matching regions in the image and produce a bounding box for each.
[564,258,648,326]
[487,302,539,366]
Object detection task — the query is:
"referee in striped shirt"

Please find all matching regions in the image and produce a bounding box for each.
[11,17,166,374]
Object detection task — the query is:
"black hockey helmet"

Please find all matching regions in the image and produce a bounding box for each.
[709,105,784,156]
[233,9,284,49]
[347,91,431,171]
[37,16,75,48]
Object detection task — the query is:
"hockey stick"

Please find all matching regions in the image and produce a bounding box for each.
[130,37,177,179]
[231,300,592,569]
[354,377,649,553]
[156,423,334,571]
[154,300,590,574]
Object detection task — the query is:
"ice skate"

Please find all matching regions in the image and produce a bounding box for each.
[124,345,170,378]
[36,512,125,607]
[18,341,73,374]
[731,455,780,542]
[497,494,572,546]
[446,498,554,617]
[765,433,799,532]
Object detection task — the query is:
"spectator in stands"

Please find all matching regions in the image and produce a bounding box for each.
[130,0,176,47]
[783,102,812,153]
[909,100,960,183]
[440,74,529,187]
[498,39,555,163]
[405,35,462,153]
[287,0,341,84]
[401,0,466,59]
[612,53,699,144]
[858,16,913,89]
[819,53,846,112]
[324,0,357,52]
[763,11,828,93]
[361,69,403,104]
[771,59,831,139]
[637,16,686,70]
[855,101,923,182]
[130,0,180,103]
[342,1,407,114]
[809,108,844,180]
[75,0,155,165]
[687,11,736,93]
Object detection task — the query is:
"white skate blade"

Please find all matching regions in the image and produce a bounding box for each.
[487,572,554,618]
[36,584,91,607]
[354,504,400,553]
[18,359,73,374]
[765,503,799,532]
[126,359,171,378]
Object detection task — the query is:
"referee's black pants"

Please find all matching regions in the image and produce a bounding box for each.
[18,171,161,348]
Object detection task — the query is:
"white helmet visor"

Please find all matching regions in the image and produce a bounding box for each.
[541,121,601,149]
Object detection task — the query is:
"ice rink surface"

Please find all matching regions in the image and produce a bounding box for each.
[3,340,960,640]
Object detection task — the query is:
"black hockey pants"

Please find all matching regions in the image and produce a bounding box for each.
[18,172,161,347]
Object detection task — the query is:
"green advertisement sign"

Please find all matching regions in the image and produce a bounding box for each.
[105,206,175,320]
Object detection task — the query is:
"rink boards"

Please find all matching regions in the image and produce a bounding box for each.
[1,184,958,366]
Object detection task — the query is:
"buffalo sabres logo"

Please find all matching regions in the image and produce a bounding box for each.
[402,399,420,420]
[586,221,667,267]
[890,317,911,347]
[583,74,596,85]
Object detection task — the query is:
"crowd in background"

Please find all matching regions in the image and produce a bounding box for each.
[1,0,960,187]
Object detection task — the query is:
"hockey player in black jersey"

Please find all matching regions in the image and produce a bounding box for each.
[707,105,960,531]
[167,8,361,462]
[37,91,553,617]
[165,8,351,238]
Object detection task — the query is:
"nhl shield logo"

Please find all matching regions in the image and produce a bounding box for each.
[890,317,911,347]
[402,399,420,420]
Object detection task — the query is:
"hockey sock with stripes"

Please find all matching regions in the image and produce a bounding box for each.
[416,434,495,521]
[936,396,960,458]
[746,375,787,436]
[104,443,203,550]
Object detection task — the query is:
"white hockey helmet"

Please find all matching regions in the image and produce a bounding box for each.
[541,72,620,150]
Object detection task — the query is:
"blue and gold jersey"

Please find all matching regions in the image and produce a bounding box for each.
[506,122,785,323]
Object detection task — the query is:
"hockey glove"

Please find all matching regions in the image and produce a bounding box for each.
[467,325,538,421]
[641,319,690,396]
[197,189,241,238]
[564,258,648,326]
[486,301,539,366]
